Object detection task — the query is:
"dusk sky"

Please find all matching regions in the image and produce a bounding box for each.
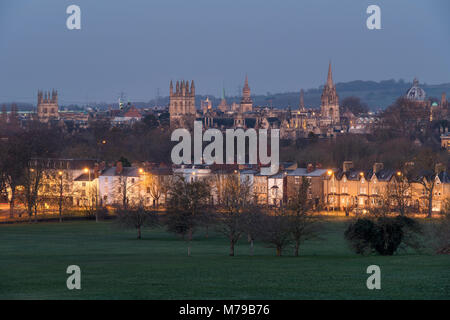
[1,0,449,105]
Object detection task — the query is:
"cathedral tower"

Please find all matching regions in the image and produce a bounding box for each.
[240,75,253,113]
[37,89,59,122]
[320,62,340,123]
[169,80,196,127]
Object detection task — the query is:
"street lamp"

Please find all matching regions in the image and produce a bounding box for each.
[84,168,91,206]
[58,171,63,222]
[327,170,333,211]
[138,168,144,204]
[359,172,366,208]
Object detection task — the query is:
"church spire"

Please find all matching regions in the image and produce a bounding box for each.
[327,61,333,87]
[299,89,305,110]
[242,74,250,98]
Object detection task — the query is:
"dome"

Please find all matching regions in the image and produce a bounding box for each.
[406,78,426,101]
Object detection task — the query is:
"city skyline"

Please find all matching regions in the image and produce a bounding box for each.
[1,0,449,104]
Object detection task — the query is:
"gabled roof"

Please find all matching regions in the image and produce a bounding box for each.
[374,169,396,182]
[287,168,327,177]
[122,105,142,118]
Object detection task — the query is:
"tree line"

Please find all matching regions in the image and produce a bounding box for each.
[116,174,321,257]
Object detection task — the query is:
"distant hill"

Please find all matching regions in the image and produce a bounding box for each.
[144,79,450,111]
[3,79,450,111]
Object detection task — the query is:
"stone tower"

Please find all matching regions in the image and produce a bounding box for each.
[169,80,196,127]
[320,62,339,123]
[37,90,59,122]
[240,75,253,113]
[441,92,447,108]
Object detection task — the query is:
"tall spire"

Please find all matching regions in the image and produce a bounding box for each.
[170,80,173,95]
[299,89,305,110]
[327,61,333,87]
[242,74,250,99]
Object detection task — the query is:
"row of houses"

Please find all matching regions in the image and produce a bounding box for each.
[22,158,450,214]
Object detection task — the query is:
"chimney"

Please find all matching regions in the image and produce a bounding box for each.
[116,161,123,175]
[343,161,353,172]
[373,162,384,174]
[307,163,314,173]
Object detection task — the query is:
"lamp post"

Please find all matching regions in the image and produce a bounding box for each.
[84,168,91,206]
[327,170,333,211]
[58,171,63,223]
[358,171,366,210]
[139,168,144,206]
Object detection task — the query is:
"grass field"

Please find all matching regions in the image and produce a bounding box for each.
[0,218,449,299]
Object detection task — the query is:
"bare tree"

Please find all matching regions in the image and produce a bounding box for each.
[144,172,163,207]
[19,160,44,222]
[242,203,265,256]
[256,207,292,256]
[82,184,106,222]
[165,177,210,256]
[287,177,322,256]
[215,174,253,256]
[409,150,445,218]
[388,173,411,216]
[116,203,158,239]
[0,136,27,218]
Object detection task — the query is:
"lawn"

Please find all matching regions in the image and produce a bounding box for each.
[0,218,448,299]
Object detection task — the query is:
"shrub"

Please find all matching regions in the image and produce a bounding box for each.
[372,217,404,255]
[345,216,422,256]
[433,211,450,254]
[344,218,376,255]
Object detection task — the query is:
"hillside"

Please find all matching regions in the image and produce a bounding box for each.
[3,79,450,111]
